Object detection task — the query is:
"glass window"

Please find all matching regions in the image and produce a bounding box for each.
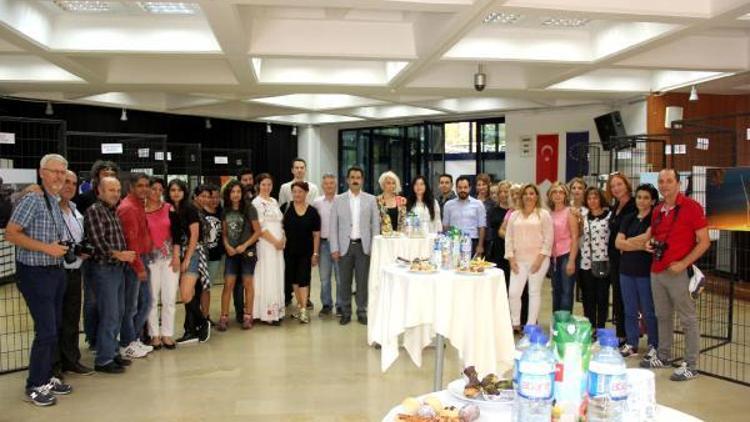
[444,122,471,153]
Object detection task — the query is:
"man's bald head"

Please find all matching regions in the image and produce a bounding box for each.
[98,176,121,207]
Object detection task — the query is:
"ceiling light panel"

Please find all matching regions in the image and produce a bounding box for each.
[261,113,363,125]
[348,105,443,120]
[248,94,386,111]
[54,1,111,12]
[483,12,524,24]
[137,2,199,15]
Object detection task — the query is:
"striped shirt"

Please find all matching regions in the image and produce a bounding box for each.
[9,191,66,267]
[85,200,127,265]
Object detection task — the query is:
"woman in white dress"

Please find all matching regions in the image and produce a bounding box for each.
[405,175,442,234]
[251,173,286,325]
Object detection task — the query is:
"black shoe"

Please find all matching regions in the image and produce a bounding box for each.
[198,322,211,343]
[95,362,125,374]
[357,315,368,325]
[319,306,332,317]
[113,355,132,367]
[24,385,56,406]
[335,307,343,317]
[306,300,314,310]
[48,377,73,395]
[176,332,199,345]
[339,315,351,326]
[63,362,94,376]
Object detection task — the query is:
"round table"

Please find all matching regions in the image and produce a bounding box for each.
[370,264,515,389]
[382,389,704,422]
[367,234,436,345]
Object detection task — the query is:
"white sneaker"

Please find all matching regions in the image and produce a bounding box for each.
[135,340,153,354]
[120,344,147,359]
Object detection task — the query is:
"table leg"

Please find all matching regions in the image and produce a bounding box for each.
[433,334,445,391]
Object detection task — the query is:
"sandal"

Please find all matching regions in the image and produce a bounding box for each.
[242,313,253,330]
[151,337,163,350]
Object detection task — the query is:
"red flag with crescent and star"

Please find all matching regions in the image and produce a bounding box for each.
[536,134,559,184]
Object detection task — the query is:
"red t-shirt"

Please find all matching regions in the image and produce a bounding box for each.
[650,193,707,273]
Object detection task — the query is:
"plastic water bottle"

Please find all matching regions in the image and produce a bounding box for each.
[432,236,442,268]
[514,332,556,422]
[452,231,461,268]
[513,324,541,388]
[587,334,628,422]
[460,232,472,268]
[441,235,452,270]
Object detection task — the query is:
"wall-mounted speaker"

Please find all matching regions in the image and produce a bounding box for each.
[594,111,626,151]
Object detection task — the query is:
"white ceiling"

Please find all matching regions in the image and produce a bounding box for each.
[1,0,750,125]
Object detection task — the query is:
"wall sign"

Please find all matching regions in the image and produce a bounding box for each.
[101,143,123,154]
[138,148,150,158]
[0,132,15,144]
[214,156,228,164]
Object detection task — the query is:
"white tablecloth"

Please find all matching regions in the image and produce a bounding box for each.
[382,390,704,422]
[368,234,436,345]
[371,265,515,376]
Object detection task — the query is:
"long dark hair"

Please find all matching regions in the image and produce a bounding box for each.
[406,175,436,221]
[167,179,191,211]
[223,180,246,212]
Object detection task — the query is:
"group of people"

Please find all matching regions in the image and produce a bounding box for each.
[6,151,710,407]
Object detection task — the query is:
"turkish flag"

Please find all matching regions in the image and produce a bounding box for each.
[536,134,559,184]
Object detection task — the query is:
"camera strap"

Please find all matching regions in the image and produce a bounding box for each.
[654,203,681,243]
[41,188,74,243]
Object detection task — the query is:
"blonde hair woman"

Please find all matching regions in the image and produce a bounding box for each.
[547,182,579,312]
[505,184,553,331]
[376,171,406,234]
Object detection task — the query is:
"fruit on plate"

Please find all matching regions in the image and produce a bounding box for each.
[469,256,493,268]
[410,258,437,272]
[463,366,512,398]
[397,397,480,421]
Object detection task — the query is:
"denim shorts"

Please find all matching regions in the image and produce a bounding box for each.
[224,254,256,277]
[183,253,200,278]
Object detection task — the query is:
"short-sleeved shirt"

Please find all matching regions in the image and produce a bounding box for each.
[442,196,487,239]
[224,204,258,248]
[10,191,66,266]
[650,193,707,273]
[619,212,653,277]
[203,208,224,261]
[282,205,321,256]
[170,204,202,248]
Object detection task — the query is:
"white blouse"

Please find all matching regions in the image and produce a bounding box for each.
[410,199,442,234]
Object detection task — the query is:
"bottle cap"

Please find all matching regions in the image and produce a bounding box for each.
[523,324,540,335]
[596,328,615,339]
[530,332,548,345]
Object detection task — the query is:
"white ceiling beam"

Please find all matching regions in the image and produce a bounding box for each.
[198,0,256,86]
[532,2,750,89]
[389,0,503,89]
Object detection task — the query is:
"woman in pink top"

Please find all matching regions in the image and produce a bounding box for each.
[144,177,179,350]
[505,184,553,331]
[548,182,579,312]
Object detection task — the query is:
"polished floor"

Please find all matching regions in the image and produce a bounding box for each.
[0,277,748,422]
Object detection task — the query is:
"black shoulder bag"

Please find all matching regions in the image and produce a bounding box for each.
[586,214,610,279]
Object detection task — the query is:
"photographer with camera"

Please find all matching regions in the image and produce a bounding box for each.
[54,170,94,377]
[5,154,75,406]
[641,169,710,382]
[85,176,136,374]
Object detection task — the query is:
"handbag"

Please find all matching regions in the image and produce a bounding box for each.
[586,216,610,279]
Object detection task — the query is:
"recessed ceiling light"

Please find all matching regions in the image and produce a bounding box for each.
[483,12,523,24]
[542,17,590,27]
[53,1,111,13]
[137,2,199,15]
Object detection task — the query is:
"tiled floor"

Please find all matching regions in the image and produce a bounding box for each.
[0,279,747,421]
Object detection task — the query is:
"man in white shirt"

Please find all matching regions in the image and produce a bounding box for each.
[329,166,379,326]
[278,158,320,208]
[312,174,340,317]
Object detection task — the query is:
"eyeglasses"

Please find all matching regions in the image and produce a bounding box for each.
[42,168,67,176]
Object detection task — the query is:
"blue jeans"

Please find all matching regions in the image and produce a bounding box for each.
[120,261,152,346]
[620,273,658,349]
[82,260,98,347]
[551,253,575,312]
[16,263,66,388]
[91,262,125,366]
[319,239,340,309]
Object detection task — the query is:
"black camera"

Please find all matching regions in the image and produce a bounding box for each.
[62,241,95,264]
[650,239,668,261]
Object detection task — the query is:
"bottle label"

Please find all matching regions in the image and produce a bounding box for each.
[518,373,554,400]
[519,360,555,375]
[587,372,628,401]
